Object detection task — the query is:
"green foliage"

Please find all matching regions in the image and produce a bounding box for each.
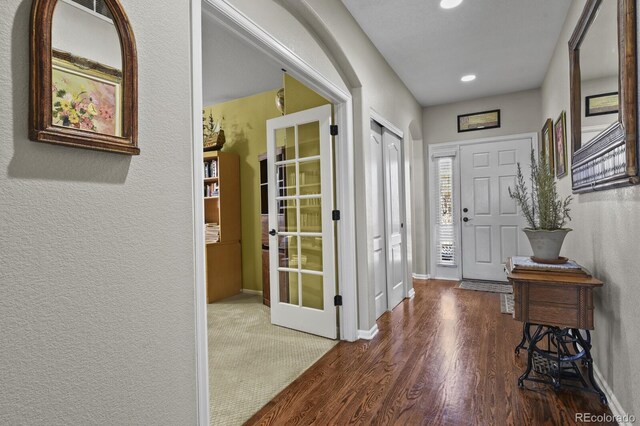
[508,150,573,230]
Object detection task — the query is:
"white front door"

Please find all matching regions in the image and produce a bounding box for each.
[266,104,337,339]
[460,138,532,281]
[382,129,405,310]
[370,121,388,319]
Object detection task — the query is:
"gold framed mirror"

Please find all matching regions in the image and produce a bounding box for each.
[29,0,138,155]
[569,0,637,192]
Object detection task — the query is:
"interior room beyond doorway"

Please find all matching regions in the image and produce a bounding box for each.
[201,8,339,425]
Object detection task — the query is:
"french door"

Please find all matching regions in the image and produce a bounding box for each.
[460,138,532,281]
[266,104,337,339]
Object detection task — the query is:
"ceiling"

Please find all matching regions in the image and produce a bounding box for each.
[342,0,572,107]
[202,8,282,106]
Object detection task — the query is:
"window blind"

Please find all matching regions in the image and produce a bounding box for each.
[435,157,455,266]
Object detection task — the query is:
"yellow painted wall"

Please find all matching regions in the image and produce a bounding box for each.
[284,73,330,114]
[203,75,330,301]
[203,90,281,292]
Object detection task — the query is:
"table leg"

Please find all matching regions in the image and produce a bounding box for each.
[515,322,528,355]
[518,324,543,388]
[574,330,608,405]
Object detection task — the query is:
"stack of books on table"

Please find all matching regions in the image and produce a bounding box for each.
[205,223,220,244]
[506,256,591,277]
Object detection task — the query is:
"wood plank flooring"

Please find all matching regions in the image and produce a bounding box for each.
[247,280,614,425]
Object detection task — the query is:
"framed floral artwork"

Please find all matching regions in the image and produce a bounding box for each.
[554,111,567,178]
[51,50,122,137]
[540,118,554,173]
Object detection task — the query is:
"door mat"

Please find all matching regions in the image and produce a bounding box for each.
[457,280,513,294]
[500,293,515,316]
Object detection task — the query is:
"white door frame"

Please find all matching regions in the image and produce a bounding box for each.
[191,1,358,424]
[427,132,538,281]
[370,110,411,304]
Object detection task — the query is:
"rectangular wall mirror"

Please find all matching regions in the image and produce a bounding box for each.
[569,0,638,192]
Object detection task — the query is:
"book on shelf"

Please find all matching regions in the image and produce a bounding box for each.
[506,256,591,277]
[205,223,220,244]
[204,159,218,179]
[204,182,219,197]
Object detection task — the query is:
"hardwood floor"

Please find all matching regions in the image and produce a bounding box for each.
[247,280,614,425]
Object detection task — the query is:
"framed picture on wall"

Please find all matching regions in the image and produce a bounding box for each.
[457,109,500,132]
[51,50,122,137]
[585,92,619,117]
[554,111,567,178]
[540,118,555,173]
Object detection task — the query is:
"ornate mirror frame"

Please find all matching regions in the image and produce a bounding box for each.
[569,0,637,192]
[29,0,139,155]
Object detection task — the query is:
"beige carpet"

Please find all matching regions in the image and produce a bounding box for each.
[208,293,337,426]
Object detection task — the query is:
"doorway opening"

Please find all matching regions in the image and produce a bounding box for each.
[428,133,537,281]
[193,3,357,424]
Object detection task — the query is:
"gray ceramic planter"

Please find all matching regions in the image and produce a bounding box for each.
[523,228,572,261]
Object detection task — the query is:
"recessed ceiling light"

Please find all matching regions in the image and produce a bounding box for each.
[461,74,476,82]
[440,0,463,9]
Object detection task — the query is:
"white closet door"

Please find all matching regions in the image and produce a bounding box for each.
[382,129,405,310]
[371,121,388,319]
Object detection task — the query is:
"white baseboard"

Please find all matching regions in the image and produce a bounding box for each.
[412,273,430,280]
[593,363,632,425]
[407,288,416,299]
[241,289,263,296]
[357,324,379,340]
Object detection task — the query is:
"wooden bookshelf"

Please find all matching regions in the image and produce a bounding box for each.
[259,148,289,307]
[204,151,241,303]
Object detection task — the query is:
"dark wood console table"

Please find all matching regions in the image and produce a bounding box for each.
[505,258,606,404]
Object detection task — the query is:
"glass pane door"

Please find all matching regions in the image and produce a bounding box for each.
[266,104,336,339]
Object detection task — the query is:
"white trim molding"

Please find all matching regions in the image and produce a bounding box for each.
[593,363,634,425]
[357,324,379,340]
[407,288,416,299]
[190,0,209,425]
[371,108,404,139]
[412,273,430,280]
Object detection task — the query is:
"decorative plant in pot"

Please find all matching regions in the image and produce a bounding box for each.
[509,150,573,263]
[202,111,225,151]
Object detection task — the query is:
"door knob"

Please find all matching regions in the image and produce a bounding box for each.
[463,208,468,213]
[463,217,470,222]
[269,229,277,236]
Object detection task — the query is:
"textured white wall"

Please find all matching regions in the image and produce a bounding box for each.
[541,0,640,417]
[0,0,197,424]
[423,89,542,145]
